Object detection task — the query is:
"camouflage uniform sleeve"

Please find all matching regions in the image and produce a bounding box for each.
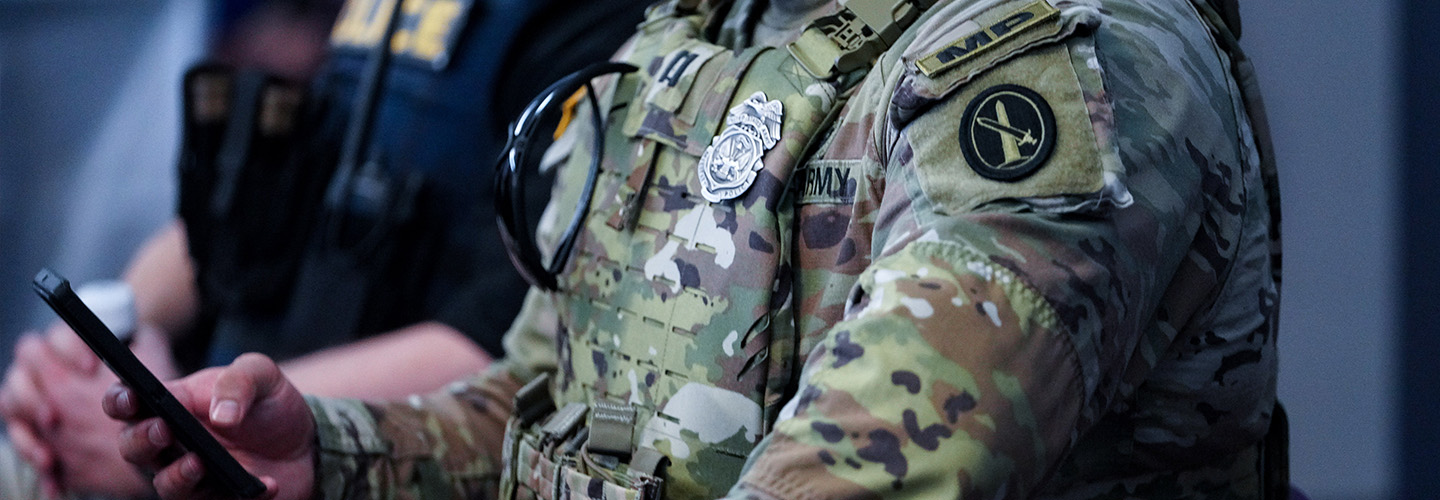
[308,287,560,499]
[729,233,1089,500]
[724,1,1257,498]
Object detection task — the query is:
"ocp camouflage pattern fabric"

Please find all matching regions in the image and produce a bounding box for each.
[308,0,1281,498]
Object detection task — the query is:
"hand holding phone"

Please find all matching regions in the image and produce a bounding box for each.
[32,269,266,498]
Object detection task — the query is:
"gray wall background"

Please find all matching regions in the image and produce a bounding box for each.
[0,0,202,360]
[0,2,1404,499]
[1241,2,1400,499]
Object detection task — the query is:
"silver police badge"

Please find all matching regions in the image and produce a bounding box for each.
[697,91,783,203]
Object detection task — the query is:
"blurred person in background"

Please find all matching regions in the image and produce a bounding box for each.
[0,0,648,498]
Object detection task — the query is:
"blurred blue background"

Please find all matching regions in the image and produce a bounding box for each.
[0,1,1425,499]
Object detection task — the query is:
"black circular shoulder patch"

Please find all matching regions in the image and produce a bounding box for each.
[959,84,1057,182]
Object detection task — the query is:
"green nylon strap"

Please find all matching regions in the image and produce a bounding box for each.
[787,0,937,79]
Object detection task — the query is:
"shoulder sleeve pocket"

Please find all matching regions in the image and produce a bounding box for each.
[887,0,1129,215]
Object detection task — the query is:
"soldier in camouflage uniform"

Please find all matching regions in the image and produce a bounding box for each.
[107,0,1284,498]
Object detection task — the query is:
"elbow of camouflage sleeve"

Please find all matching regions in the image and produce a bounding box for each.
[732,239,1087,499]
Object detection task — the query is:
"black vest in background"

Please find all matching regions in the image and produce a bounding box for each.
[189,0,650,368]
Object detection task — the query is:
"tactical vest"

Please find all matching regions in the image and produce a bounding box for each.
[498,0,932,498]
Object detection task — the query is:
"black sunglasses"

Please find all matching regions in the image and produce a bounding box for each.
[495,61,638,291]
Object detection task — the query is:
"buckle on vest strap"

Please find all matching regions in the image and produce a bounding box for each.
[513,374,556,427]
[588,398,637,460]
[788,0,933,79]
[541,403,589,445]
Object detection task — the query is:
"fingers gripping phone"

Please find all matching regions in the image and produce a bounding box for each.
[32,269,265,498]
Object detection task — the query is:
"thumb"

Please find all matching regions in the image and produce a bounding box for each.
[207,353,284,428]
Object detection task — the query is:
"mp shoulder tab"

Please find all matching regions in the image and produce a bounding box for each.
[914,0,1060,77]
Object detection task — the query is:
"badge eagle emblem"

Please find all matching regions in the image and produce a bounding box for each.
[698,91,783,203]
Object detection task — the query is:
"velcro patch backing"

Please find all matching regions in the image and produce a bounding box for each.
[901,41,1103,212]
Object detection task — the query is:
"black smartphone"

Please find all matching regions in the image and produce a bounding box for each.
[32,269,265,498]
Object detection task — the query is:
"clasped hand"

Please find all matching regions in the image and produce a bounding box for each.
[0,324,176,498]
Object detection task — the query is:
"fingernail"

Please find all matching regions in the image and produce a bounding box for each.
[148,420,168,446]
[115,388,132,414]
[181,455,203,481]
[211,400,239,425]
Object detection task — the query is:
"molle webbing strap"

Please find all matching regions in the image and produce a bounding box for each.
[787,0,937,79]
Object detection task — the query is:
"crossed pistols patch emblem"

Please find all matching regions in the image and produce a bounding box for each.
[698,92,784,203]
[960,84,1056,182]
